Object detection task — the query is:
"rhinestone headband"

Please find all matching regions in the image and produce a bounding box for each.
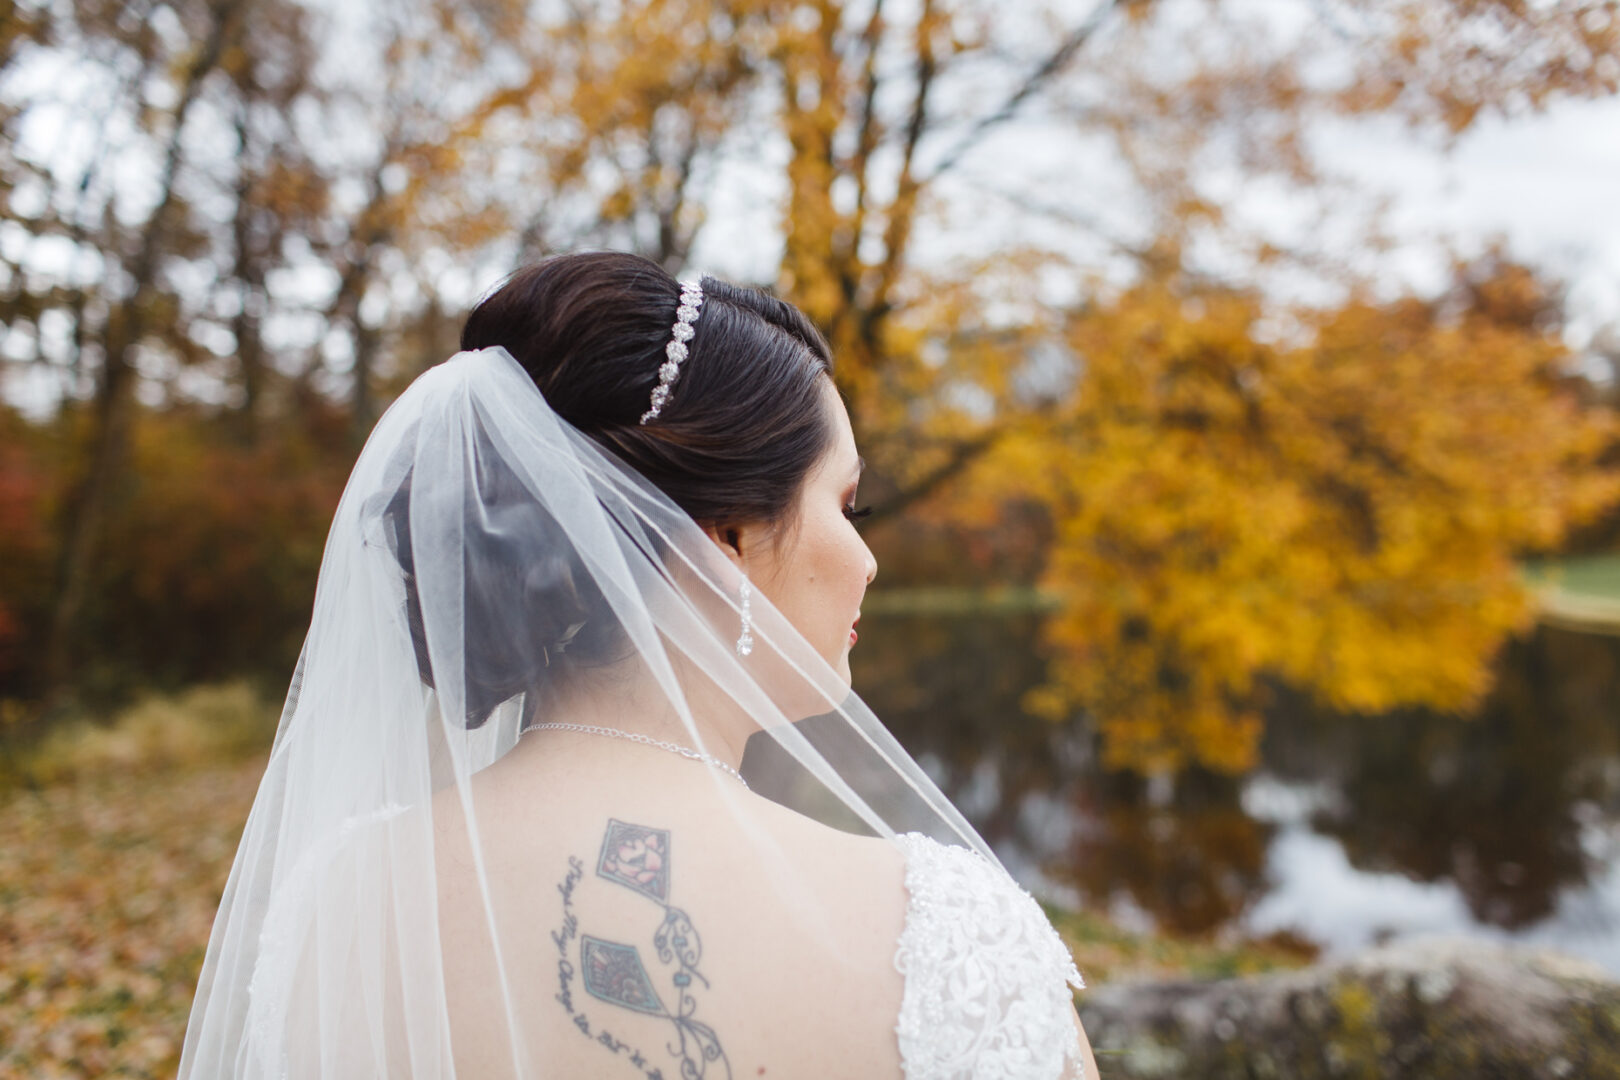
[639,277,703,425]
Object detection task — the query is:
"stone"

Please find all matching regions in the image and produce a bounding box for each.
[1078,938,1620,1079]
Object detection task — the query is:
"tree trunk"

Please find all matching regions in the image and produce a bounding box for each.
[232,108,268,443]
[42,0,243,702]
[42,343,135,698]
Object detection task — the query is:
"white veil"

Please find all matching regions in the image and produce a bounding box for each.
[177,344,1004,1078]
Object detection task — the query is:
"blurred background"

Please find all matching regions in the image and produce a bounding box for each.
[3,0,1620,1075]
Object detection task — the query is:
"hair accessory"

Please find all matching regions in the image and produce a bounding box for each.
[736,573,754,657]
[640,277,704,425]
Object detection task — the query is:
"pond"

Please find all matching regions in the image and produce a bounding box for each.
[856,613,1620,975]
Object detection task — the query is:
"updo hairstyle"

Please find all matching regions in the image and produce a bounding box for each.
[389,251,836,725]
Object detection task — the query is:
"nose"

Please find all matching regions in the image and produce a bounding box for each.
[863,540,878,586]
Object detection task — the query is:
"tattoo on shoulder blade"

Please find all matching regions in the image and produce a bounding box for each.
[552,819,732,1080]
[598,819,671,903]
[582,936,666,1015]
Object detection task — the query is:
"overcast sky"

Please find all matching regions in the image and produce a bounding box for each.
[1325,95,1620,350]
[689,82,1620,366]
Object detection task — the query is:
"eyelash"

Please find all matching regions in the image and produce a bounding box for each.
[844,504,873,523]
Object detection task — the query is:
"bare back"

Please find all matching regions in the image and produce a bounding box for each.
[434,737,909,1080]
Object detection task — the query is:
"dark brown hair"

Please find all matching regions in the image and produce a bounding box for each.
[460,250,835,547]
[391,251,837,725]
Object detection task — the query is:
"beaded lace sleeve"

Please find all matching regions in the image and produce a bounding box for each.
[892,833,1085,1080]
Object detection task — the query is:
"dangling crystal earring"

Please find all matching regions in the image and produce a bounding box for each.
[736,574,754,657]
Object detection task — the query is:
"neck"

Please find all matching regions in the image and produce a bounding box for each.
[524,657,755,770]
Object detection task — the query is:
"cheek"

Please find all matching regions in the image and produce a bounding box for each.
[820,527,863,584]
[820,529,868,616]
[788,533,848,623]
[774,512,866,648]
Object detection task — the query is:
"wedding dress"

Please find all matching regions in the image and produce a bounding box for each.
[177,345,1086,1080]
[895,833,1086,1078]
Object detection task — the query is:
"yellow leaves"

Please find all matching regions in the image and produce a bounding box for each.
[1336,0,1620,133]
[459,0,770,265]
[776,2,852,333]
[985,261,1620,775]
[599,184,638,223]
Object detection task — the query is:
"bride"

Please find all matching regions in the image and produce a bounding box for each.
[178,251,1096,1079]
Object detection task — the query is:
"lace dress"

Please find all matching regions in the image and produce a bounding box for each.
[893,833,1086,1080]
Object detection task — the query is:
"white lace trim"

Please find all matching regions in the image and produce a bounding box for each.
[893,833,1085,1080]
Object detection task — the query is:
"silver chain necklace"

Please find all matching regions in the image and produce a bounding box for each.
[520,721,750,791]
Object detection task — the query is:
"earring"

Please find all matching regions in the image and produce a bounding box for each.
[736,574,754,657]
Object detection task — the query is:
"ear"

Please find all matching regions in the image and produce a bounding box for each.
[703,522,745,566]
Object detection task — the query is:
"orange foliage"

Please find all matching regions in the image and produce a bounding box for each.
[0,404,350,702]
[0,413,64,691]
[980,258,1620,773]
[98,415,351,684]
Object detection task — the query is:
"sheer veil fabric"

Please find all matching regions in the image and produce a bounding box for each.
[178,345,1076,1079]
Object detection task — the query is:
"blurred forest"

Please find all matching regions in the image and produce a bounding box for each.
[4,0,1620,777]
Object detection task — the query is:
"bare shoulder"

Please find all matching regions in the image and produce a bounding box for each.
[734,784,909,896]
[684,789,910,1076]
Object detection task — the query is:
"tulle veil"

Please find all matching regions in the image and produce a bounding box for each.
[177,344,1000,1078]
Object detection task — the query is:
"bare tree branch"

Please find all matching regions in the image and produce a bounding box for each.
[921,0,1126,184]
[861,0,939,344]
[45,0,249,698]
[863,426,1004,528]
[844,0,888,286]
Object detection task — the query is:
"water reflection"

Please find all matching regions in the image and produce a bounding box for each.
[1070,776,1272,935]
[860,611,1620,963]
[1270,626,1620,930]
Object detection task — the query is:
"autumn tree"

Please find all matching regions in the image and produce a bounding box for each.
[1,0,542,696]
[5,0,1620,769]
[2,0,262,695]
[758,1,1620,772]
[996,254,1619,772]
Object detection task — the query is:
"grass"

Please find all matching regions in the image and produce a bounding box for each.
[1050,904,1316,986]
[1522,553,1620,603]
[1523,554,1620,636]
[0,682,279,792]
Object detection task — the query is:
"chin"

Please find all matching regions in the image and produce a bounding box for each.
[833,654,853,690]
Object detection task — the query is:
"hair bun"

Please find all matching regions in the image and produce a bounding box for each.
[380,444,614,728]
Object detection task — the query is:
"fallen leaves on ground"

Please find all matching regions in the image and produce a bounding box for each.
[0,759,263,1079]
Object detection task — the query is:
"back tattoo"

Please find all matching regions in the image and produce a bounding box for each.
[552,818,731,1080]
